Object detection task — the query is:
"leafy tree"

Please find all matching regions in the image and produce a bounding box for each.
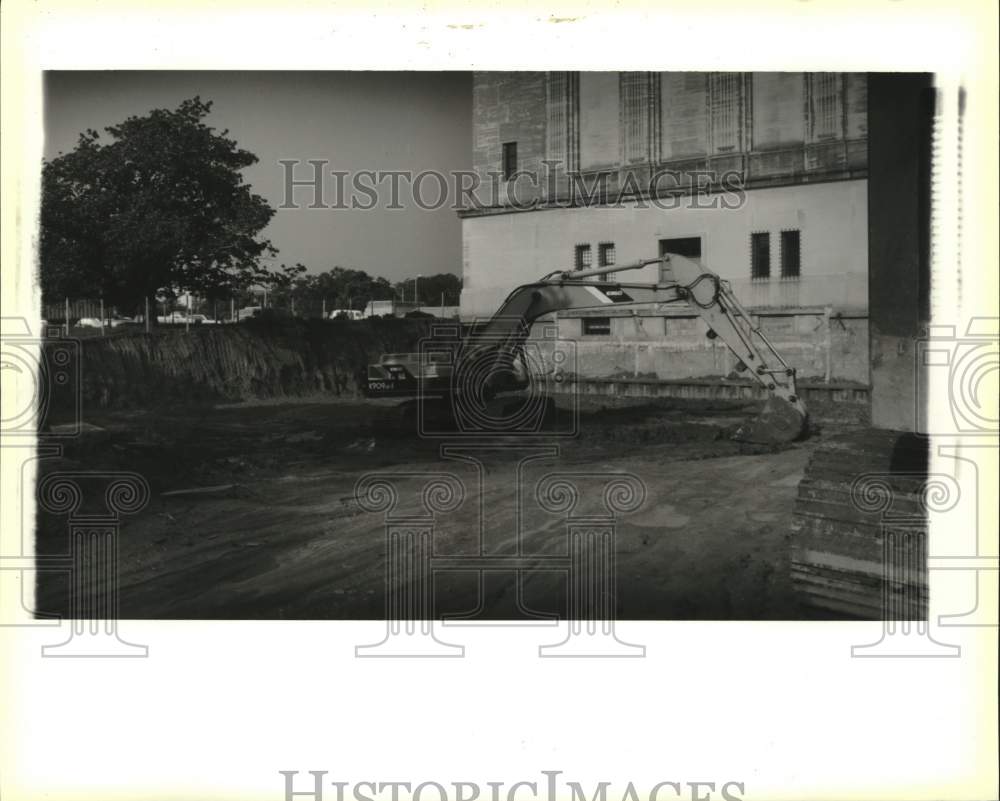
[40,97,285,315]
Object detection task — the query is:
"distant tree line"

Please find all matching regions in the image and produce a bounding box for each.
[269,269,462,317]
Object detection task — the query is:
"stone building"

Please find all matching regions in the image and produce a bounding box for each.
[458,72,870,384]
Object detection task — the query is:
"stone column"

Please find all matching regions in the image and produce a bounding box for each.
[354,472,465,657]
[37,472,150,658]
[536,472,646,657]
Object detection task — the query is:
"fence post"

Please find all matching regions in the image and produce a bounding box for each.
[144,297,150,334]
[824,305,833,384]
[230,297,235,324]
[100,298,105,336]
[64,297,70,336]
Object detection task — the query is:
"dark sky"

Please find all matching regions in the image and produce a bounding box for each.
[43,71,472,282]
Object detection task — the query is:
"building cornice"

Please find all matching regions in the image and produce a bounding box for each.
[457,168,868,219]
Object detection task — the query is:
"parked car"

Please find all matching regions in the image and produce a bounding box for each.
[75,317,104,328]
[329,309,364,321]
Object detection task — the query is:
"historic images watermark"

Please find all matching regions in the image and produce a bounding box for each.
[277,160,747,212]
[411,322,578,440]
[279,771,747,801]
[0,316,149,657]
[354,323,645,657]
[848,317,998,658]
[352,463,648,658]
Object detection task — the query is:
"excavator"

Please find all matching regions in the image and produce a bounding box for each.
[365,253,809,445]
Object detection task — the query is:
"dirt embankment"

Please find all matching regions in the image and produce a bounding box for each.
[51,317,431,414]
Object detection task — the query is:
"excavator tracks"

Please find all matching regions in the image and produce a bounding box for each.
[790,429,929,619]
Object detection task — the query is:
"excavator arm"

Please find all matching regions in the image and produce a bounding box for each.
[366,254,808,444]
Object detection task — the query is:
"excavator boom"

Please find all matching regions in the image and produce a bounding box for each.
[366,254,808,444]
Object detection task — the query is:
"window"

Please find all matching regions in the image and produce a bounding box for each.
[574,244,592,271]
[583,317,611,336]
[751,232,771,280]
[808,74,843,142]
[546,72,578,173]
[621,73,651,163]
[502,142,518,180]
[709,73,743,153]
[780,230,801,279]
[598,242,616,268]
[658,236,702,282]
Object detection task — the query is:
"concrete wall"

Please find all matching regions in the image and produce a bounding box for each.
[469,72,867,210]
[472,72,547,194]
[868,74,934,431]
[525,309,869,384]
[461,179,869,318]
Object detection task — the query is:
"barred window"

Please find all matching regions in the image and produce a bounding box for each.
[808,74,843,142]
[709,73,743,153]
[575,244,592,271]
[780,230,801,279]
[751,232,771,280]
[598,242,616,268]
[583,317,611,336]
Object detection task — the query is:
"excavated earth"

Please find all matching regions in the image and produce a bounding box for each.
[34,392,865,620]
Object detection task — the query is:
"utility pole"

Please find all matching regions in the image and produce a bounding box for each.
[100,298,105,336]
[64,297,69,337]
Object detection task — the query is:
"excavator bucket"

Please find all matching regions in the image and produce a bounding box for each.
[734,396,809,445]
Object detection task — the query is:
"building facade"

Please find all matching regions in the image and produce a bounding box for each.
[459,72,870,383]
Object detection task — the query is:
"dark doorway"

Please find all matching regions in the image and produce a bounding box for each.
[659,236,702,281]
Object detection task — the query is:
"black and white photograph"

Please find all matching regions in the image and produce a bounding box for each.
[26,68,936,622]
[1,3,997,800]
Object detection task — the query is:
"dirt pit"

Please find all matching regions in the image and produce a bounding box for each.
[35,395,859,619]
